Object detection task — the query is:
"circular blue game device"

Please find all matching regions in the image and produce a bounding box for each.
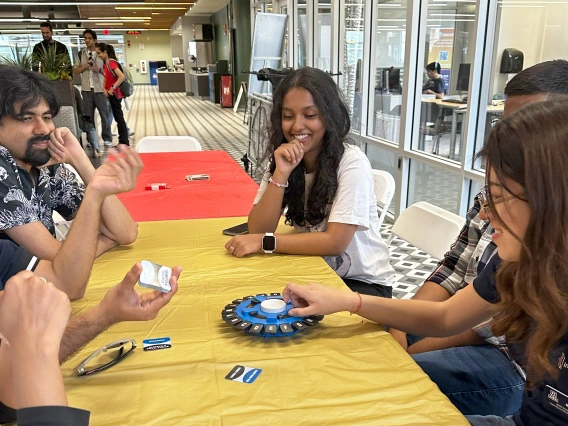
[222,293,324,338]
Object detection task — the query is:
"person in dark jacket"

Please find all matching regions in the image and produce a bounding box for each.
[32,22,70,72]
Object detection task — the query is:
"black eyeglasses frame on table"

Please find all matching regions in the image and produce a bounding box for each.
[74,338,136,377]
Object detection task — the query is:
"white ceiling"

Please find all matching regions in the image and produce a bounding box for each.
[186,0,229,16]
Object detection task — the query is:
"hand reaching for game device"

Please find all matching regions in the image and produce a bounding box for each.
[282,282,359,317]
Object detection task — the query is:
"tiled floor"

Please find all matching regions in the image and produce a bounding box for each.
[82,86,441,300]
[380,223,439,299]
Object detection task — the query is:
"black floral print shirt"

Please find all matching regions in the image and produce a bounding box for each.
[0,146,85,238]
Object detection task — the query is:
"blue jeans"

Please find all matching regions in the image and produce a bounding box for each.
[409,335,524,417]
[466,414,516,425]
[85,127,100,151]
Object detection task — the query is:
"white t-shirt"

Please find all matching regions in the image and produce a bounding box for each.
[254,144,395,286]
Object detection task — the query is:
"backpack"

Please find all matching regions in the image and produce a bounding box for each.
[107,59,134,97]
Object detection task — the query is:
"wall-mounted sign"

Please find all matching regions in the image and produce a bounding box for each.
[127,31,141,35]
[140,59,147,74]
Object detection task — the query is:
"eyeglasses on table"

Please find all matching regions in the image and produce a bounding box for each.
[75,338,136,377]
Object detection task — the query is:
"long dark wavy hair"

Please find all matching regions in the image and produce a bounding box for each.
[479,100,568,384]
[264,67,351,227]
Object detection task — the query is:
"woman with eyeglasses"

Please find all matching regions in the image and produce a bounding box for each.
[282,100,568,425]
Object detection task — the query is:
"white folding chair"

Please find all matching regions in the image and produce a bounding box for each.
[52,211,71,241]
[135,136,202,153]
[372,169,395,227]
[386,201,466,260]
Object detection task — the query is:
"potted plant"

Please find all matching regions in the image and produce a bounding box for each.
[32,44,75,106]
[0,47,33,70]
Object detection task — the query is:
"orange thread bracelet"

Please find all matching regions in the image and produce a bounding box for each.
[350,292,362,315]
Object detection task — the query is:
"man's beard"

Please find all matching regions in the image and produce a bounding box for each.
[23,135,51,167]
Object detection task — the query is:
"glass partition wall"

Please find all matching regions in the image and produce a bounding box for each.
[254,0,564,220]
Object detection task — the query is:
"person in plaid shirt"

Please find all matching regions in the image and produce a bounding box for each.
[388,60,568,417]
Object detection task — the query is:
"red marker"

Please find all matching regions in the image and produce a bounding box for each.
[145,183,170,191]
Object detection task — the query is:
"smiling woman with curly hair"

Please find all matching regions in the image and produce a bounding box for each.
[225,67,394,298]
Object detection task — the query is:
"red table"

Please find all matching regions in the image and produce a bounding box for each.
[118,151,259,222]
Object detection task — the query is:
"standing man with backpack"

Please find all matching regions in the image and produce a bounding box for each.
[95,42,129,146]
[73,30,113,152]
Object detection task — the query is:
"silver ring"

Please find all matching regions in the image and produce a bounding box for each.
[39,277,47,283]
[229,246,235,252]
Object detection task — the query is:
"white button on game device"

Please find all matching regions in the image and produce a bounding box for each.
[260,299,287,314]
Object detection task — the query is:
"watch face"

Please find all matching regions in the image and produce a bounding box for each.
[263,235,276,251]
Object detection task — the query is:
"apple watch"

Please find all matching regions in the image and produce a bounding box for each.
[262,233,276,254]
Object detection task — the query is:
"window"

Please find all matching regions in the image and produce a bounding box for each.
[413,0,478,162]
[368,0,407,144]
[407,159,461,214]
[297,0,309,68]
[316,0,332,71]
[342,0,366,132]
[282,5,289,67]
[469,180,484,208]
[474,0,568,170]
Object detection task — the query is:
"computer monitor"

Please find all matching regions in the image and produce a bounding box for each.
[157,60,167,68]
[375,67,402,93]
[456,63,471,92]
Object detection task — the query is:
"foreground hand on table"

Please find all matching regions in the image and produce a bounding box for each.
[282,282,359,317]
[0,271,70,353]
[0,271,71,408]
[225,234,263,257]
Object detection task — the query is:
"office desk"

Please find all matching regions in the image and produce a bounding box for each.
[422,99,504,160]
[118,151,259,222]
[62,218,467,426]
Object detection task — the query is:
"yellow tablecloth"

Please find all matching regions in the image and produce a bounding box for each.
[62,218,467,425]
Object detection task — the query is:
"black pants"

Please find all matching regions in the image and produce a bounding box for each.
[343,278,392,298]
[108,94,129,145]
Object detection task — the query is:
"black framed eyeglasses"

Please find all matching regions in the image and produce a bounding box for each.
[75,339,136,377]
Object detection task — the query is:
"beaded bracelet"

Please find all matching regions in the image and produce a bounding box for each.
[349,292,362,316]
[269,177,289,188]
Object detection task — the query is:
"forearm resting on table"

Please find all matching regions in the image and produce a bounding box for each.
[70,157,137,245]
[33,233,115,300]
[96,233,118,256]
[98,195,138,245]
[275,225,355,256]
[59,304,113,364]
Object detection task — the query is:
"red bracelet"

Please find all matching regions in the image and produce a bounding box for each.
[349,292,362,315]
